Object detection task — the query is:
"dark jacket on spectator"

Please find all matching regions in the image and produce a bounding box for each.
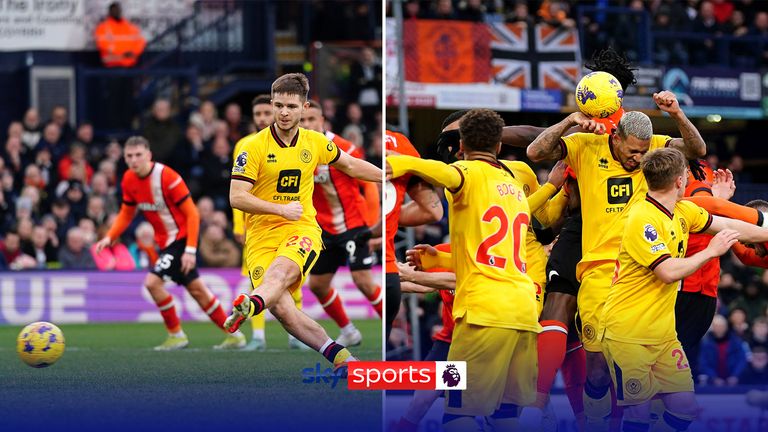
[142,118,182,164]
[698,331,748,382]
[58,247,96,269]
[739,364,768,385]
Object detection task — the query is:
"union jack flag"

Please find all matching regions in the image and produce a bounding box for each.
[489,22,581,90]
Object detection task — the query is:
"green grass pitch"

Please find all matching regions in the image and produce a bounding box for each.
[0,320,382,432]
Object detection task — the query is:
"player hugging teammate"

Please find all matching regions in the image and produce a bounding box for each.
[389,48,768,432]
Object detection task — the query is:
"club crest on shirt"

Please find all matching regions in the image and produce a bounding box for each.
[300,149,312,163]
[233,151,247,173]
[643,224,658,243]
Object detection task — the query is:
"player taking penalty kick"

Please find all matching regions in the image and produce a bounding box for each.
[601,148,768,431]
[224,73,381,369]
[387,109,540,432]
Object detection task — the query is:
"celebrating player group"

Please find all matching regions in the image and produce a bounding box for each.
[387,49,768,432]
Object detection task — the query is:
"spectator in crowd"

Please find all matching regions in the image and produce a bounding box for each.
[506,1,533,25]
[728,154,752,183]
[692,1,721,64]
[196,196,215,231]
[427,0,457,20]
[51,198,75,243]
[128,221,157,268]
[342,103,367,148]
[729,307,750,338]
[7,121,23,141]
[403,0,422,20]
[748,317,768,351]
[21,108,42,151]
[75,122,101,163]
[538,0,575,28]
[91,224,135,271]
[173,124,205,190]
[40,122,65,161]
[751,11,768,66]
[94,1,146,68]
[97,159,119,188]
[223,103,248,144]
[16,218,34,252]
[143,99,181,164]
[59,227,96,269]
[199,224,240,268]
[60,180,87,221]
[22,225,58,268]
[90,172,118,214]
[653,4,691,64]
[350,47,382,122]
[730,280,768,322]
[86,195,108,227]
[251,94,273,132]
[58,142,94,185]
[456,0,485,21]
[34,146,56,195]
[50,105,75,145]
[78,218,97,245]
[4,136,27,180]
[699,314,749,386]
[189,100,218,143]
[200,136,232,210]
[740,346,768,385]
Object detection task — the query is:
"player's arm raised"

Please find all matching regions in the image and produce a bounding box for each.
[230,178,303,221]
[654,91,706,158]
[331,150,382,183]
[653,229,740,284]
[400,180,443,227]
[527,112,606,162]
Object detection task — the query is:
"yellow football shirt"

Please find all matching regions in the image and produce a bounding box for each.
[503,160,566,305]
[601,197,712,344]
[447,159,540,331]
[231,124,340,236]
[561,133,671,277]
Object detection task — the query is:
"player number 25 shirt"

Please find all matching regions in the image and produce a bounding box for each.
[231,124,340,234]
[601,197,712,344]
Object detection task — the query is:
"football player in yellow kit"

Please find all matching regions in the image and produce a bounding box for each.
[388,109,543,432]
[527,97,706,430]
[602,147,768,431]
[225,73,381,369]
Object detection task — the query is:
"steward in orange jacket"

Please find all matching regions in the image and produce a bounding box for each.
[94,2,146,68]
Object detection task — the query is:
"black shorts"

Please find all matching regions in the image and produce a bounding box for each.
[310,226,373,275]
[424,339,451,361]
[675,291,717,351]
[545,212,582,296]
[150,238,200,286]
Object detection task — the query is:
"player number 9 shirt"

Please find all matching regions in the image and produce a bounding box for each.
[231,125,341,237]
[601,197,712,344]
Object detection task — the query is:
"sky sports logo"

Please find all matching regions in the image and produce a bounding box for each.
[348,361,467,390]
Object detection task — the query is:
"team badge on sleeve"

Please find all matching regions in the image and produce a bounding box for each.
[643,224,658,242]
[233,151,247,173]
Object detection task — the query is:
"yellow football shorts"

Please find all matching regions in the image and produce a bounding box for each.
[603,337,694,406]
[576,260,614,352]
[245,225,323,293]
[445,318,537,416]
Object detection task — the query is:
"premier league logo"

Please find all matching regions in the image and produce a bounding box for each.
[644,224,658,243]
[442,364,461,388]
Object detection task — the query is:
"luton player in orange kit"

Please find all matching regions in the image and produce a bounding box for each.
[95,136,246,350]
[301,100,382,347]
[384,129,443,343]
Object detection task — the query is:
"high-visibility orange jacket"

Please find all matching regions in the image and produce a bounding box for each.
[94,17,146,68]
